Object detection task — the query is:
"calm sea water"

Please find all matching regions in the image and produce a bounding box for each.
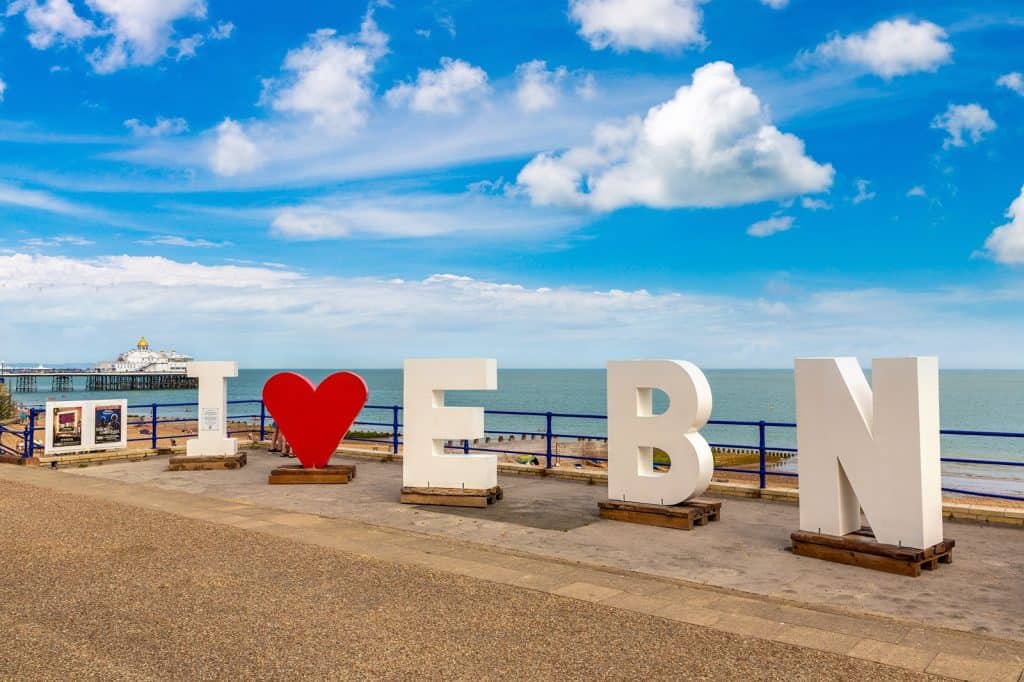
[11,369,1024,495]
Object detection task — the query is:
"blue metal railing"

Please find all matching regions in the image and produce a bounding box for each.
[6,401,1022,502]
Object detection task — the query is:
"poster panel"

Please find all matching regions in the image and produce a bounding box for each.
[94,402,127,446]
[51,405,83,449]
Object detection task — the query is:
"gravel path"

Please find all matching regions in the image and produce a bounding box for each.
[0,479,932,681]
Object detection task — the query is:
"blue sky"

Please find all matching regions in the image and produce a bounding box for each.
[1,0,1023,368]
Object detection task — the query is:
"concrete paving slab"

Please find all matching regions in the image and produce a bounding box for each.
[598,591,672,616]
[714,612,788,639]
[848,639,938,671]
[773,624,862,655]
[925,652,1024,682]
[656,602,724,626]
[552,581,624,602]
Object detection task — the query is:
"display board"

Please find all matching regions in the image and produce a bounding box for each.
[44,399,128,455]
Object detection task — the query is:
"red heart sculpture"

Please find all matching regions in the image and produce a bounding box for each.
[262,371,369,469]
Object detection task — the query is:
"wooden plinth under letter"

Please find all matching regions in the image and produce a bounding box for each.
[400,486,503,509]
[790,528,955,577]
[167,453,247,471]
[597,499,722,530]
[268,464,356,484]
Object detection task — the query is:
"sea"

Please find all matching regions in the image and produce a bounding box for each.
[9,368,1024,498]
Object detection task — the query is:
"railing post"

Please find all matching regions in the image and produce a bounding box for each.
[150,403,159,450]
[392,405,400,455]
[463,439,469,454]
[545,412,553,469]
[24,408,38,459]
[259,401,267,441]
[758,420,767,489]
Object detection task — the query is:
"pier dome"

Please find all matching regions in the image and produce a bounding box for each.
[95,339,192,373]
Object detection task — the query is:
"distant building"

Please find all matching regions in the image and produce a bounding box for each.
[95,337,193,373]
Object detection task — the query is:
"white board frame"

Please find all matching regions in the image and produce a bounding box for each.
[44,399,128,455]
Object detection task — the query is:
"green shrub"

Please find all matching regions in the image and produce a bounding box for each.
[0,383,13,421]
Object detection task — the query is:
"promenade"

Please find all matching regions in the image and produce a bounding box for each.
[1,452,1022,679]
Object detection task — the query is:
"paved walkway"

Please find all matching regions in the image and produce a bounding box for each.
[64,449,1024,640]
[0,473,926,681]
[0,457,1021,679]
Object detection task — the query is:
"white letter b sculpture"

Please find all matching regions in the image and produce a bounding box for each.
[607,360,714,505]
[794,357,943,550]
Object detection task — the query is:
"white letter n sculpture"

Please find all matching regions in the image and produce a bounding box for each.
[792,357,952,575]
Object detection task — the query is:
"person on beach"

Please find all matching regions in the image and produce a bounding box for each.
[269,423,293,457]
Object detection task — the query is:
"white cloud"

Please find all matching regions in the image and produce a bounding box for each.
[3,252,1024,367]
[270,192,583,241]
[176,33,203,59]
[7,0,227,72]
[175,19,234,60]
[111,66,673,192]
[438,15,455,38]
[801,196,831,211]
[907,185,927,198]
[261,9,387,134]
[20,234,94,248]
[513,61,596,112]
[760,0,788,8]
[983,185,1024,265]
[0,181,90,216]
[931,103,996,149]
[208,19,233,40]
[385,57,489,114]
[569,0,707,53]
[747,215,794,237]
[210,118,262,176]
[6,0,96,49]
[806,19,952,78]
[852,178,875,204]
[517,61,834,211]
[0,77,6,102]
[515,60,567,113]
[85,0,208,73]
[137,235,232,248]
[576,73,598,100]
[997,72,1024,96]
[124,116,188,137]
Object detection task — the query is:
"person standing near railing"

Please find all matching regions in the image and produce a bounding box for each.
[268,422,293,458]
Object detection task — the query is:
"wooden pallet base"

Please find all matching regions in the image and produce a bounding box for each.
[0,454,39,466]
[268,464,356,484]
[597,498,722,530]
[790,528,955,577]
[400,486,503,508]
[167,453,247,471]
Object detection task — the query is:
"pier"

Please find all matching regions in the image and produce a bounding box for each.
[3,370,197,393]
